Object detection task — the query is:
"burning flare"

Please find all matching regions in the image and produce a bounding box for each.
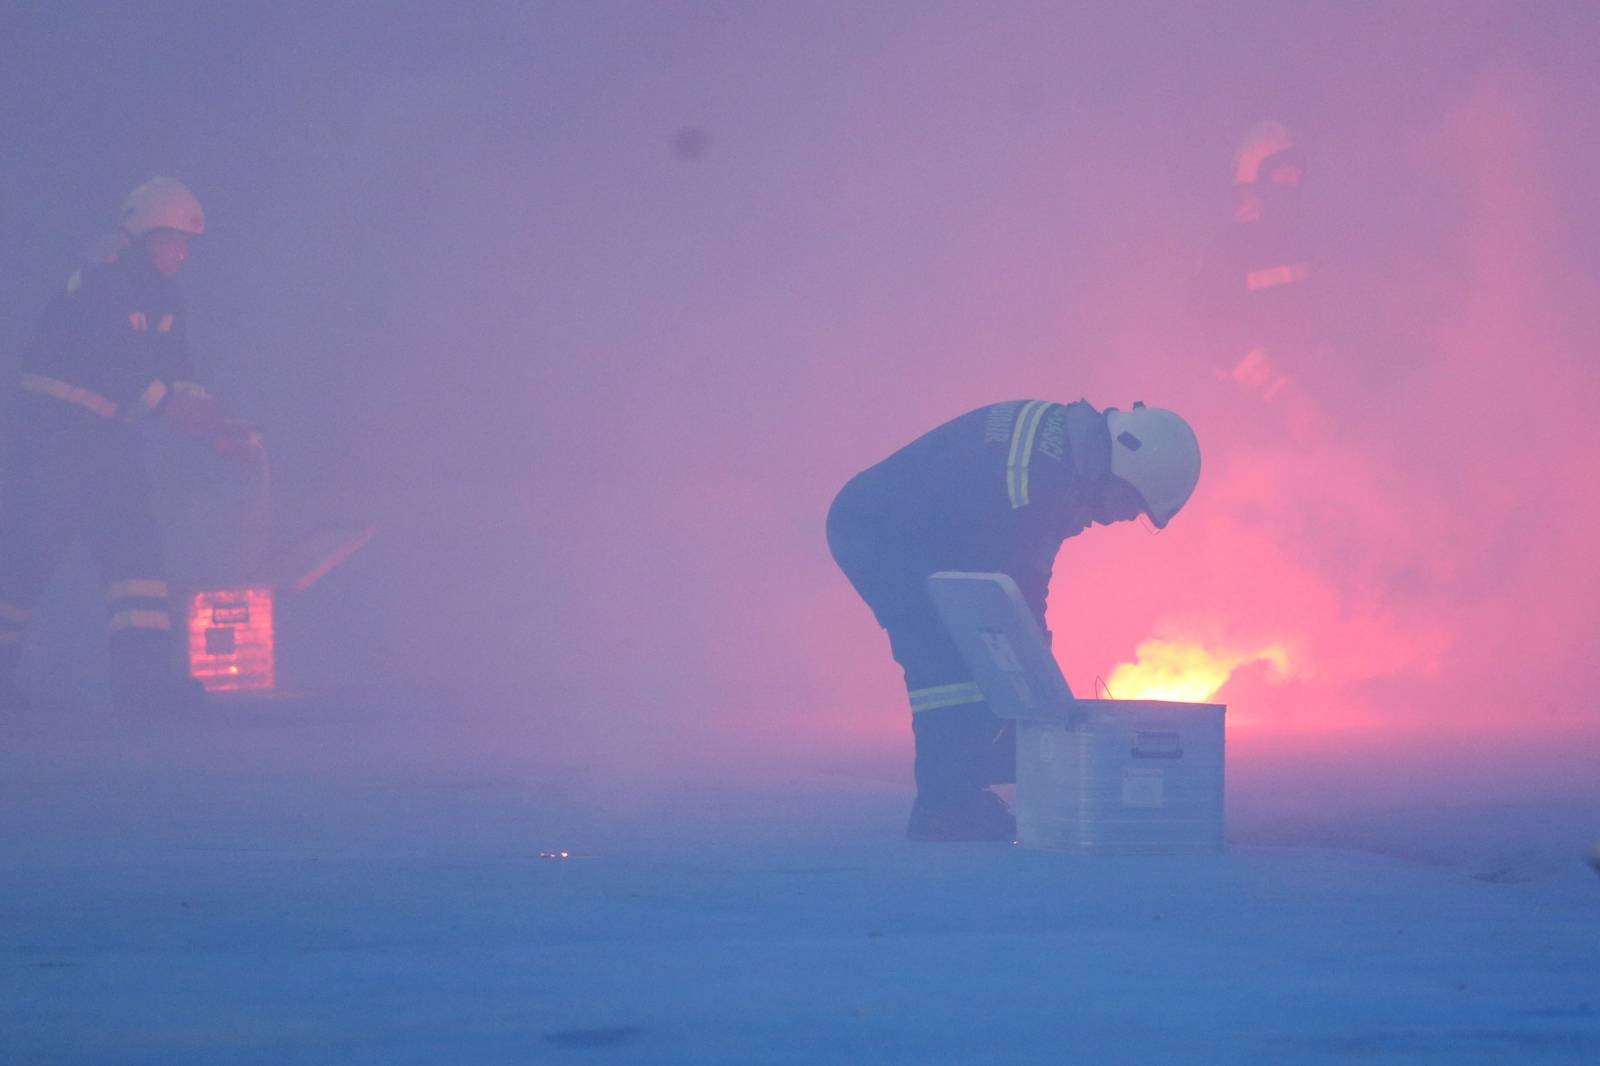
[1106,638,1289,703]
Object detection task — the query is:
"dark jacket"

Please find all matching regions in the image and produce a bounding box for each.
[14,253,204,437]
[828,399,1112,620]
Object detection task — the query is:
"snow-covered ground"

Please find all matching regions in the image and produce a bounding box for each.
[3,693,1597,1064]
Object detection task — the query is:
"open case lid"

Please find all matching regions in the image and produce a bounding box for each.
[925,571,1079,723]
[247,523,378,594]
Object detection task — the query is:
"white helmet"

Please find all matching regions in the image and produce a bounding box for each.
[120,177,205,238]
[1232,120,1294,185]
[1106,403,1201,528]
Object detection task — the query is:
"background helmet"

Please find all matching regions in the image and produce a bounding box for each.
[120,177,205,238]
[1106,404,1201,528]
[1232,121,1295,185]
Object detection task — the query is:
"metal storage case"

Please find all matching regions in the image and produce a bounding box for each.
[926,571,1226,853]
[184,525,377,697]
[188,586,276,693]
[1014,698,1224,853]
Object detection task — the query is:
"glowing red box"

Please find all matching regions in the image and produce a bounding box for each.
[188,587,275,693]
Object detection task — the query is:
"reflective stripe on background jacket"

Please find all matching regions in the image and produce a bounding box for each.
[13,254,204,433]
[1199,212,1317,364]
[828,399,1112,617]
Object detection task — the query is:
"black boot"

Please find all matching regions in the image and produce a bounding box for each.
[908,703,1016,842]
[907,789,1015,842]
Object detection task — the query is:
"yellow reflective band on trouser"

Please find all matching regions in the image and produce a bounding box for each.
[1245,261,1311,292]
[110,609,172,633]
[21,374,119,419]
[172,380,210,401]
[0,602,32,624]
[108,579,170,601]
[1005,400,1052,509]
[908,682,986,714]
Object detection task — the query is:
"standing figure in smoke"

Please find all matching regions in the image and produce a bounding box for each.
[0,178,261,713]
[1199,120,1324,438]
[827,399,1201,841]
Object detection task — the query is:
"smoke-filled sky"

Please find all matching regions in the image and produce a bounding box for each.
[2,2,1596,803]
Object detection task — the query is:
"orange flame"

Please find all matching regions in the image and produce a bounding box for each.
[1105,638,1289,703]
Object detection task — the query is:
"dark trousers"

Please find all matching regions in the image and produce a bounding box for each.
[0,416,179,685]
[826,489,1016,798]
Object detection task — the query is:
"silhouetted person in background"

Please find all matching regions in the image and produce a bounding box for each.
[0,178,260,713]
[1198,120,1326,441]
[827,399,1201,841]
